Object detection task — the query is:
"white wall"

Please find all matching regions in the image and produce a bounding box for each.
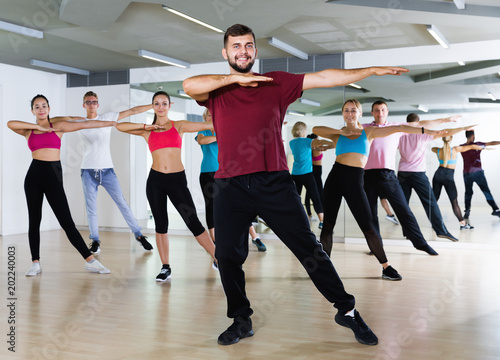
[1,63,67,235]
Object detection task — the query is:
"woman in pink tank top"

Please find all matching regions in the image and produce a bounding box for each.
[8,94,116,276]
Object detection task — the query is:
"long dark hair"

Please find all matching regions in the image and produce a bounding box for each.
[31,94,51,123]
[151,91,171,124]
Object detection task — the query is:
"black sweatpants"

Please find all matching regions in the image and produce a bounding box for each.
[213,170,355,319]
[24,160,91,261]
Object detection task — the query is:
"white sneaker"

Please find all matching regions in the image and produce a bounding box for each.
[84,259,111,274]
[26,262,41,277]
[385,215,399,225]
[309,215,319,222]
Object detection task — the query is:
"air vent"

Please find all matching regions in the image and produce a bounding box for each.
[67,70,130,87]
[261,54,344,73]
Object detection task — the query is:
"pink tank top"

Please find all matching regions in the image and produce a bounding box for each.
[27,124,61,152]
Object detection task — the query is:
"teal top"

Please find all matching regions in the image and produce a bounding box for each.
[437,149,457,165]
[335,130,370,157]
[196,130,219,173]
[289,137,313,175]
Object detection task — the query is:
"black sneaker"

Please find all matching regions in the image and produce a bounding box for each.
[492,210,500,218]
[334,310,378,345]
[416,244,439,256]
[136,235,153,250]
[382,265,402,281]
[460,224,474,230]
[217,316,254,345]
[252,238,267,252]
[437,232,459,242]
[156,267,171,282]
[89,240,101,255]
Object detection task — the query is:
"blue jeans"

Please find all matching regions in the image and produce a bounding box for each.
[463,170,499,213]
[398,171,449,236]
[81,168,142,242]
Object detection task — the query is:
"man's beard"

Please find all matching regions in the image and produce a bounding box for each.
[228,57,255,73]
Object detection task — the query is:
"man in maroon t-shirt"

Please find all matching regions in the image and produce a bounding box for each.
[460,130,500,219]
[184,23,408,347]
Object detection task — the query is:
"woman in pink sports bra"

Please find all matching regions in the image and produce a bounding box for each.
[117,91,216,282]
[7,94,117,276]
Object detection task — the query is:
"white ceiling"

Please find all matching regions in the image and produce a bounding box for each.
[2,0,500,115]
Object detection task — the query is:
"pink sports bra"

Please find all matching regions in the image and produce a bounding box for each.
[27,124,61,152]
[148,124,182,153]
[312,153,323,161]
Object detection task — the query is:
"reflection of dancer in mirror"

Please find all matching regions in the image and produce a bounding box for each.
[432,135,484,230]
[196,109,266,251]
[460,130,500,221]
[184,23,409,346]
[290,121,333,229]
[380,198,399,225]
[8,94,115,276]
[117,91,216,282]
[304,133,324,223]
[314,99,443,280]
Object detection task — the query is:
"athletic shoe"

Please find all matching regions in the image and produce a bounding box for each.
[416,244,439,256]
[334,309,378,345]
[492,210,500,218]
[309,215,319,222]
[25,262,41,277]
[88,240,101,255]
[156,267,171,282]
[382,266,402,281]
[84,259,110,274]
[437,232,459,242]
[217,316,254,345]
[318,222,323,229]
[252,238,267,252]
[212,260,219,271]
[136,235,153,250]
[460,224,474,230]
[385,215,399,225]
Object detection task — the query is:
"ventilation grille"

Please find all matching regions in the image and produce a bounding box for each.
[67,70,130,87]
[261,53,344,73]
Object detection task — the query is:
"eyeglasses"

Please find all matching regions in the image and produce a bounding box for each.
[84,100,98,105]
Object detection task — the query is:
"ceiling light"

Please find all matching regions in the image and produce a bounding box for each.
[162,5,223,33]
[348,83,362,89]
[138,49,190,69]
[30,59,89,75]
[488,92,496,101]
[177,90,190,98]
[426,25,449,49]
[417,105,429,113]
[268,37,308,60]
[287,110,305,116]
[458,61,465,66]
[0,20,43,39]
[453,0,465,10]
[300,98,321,107]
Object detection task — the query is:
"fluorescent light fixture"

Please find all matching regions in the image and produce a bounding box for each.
[268,37,308,60]
[426,25,449,49]
[453,0,465,10]
[30,59,89,75]
[488,92,496,101]
[458,61,465,66]
[0,20,43,39]
[162,5,223,33]
[417,105,429,113]
[300,98,321,107]
[287,110,305,116]
[177,90,190,98]
[348,83,362,89]
[138,49,190,69]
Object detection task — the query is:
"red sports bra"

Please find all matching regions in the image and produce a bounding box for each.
[27,124,61,152]
[148,124,182,153]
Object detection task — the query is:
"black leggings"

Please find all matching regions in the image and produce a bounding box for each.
[146,169,205,236]
[199,172,216,229]
[24,160,91,261]
[292,172,323,214]
[320,162,388,264]
[305,164,323,216]
[432,167,464,222]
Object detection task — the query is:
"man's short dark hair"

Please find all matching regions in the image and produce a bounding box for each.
[224,24,255,47]
[371,100,388,111]
[406,113,420,123]
[465,130,475,138]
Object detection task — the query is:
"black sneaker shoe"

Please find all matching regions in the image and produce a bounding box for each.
[437,232,459,242]
[416,244,439,256]
[492,210,500,218]
[156,267,171,282]
[382,265,402,281]
[89,240,101,255]
[136,235,153,250]
[252,238,267,252]
[334,310,378,345]
[460,224,474,230]
[217,316,254,345]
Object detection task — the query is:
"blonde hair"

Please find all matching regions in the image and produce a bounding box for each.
[342,99,363,128]
[202,108,211,122]
[291,121,307,138]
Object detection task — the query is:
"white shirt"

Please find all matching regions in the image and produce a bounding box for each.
[79,112,119,169]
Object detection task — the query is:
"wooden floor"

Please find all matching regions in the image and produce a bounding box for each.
[1,212,500,360]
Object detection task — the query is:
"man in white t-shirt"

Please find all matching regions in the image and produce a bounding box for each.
[79,91,153,254]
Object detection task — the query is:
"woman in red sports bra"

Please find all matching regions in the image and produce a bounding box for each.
[117,91,216,282]
[7,94,117,276]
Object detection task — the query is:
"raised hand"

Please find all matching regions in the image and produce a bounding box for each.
[234,73,273,87]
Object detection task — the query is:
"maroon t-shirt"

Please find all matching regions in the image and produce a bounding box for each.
[460,142,485,173]
[198,71,304,178]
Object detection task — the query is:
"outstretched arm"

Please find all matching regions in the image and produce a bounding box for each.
[431,125,476,139]
[367,125,446,139]
[454,144,485,153]
[51,116,85,123]
[303,66,408,91]
[116,122,164,136]
[183,73,274,102]
[117,104,153,121]
[177,120,213,134]
[406,115,461,129]
[54,120,117,133]
[484,140,500,146]
[7,121,54,136]
[312,126,362,141]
